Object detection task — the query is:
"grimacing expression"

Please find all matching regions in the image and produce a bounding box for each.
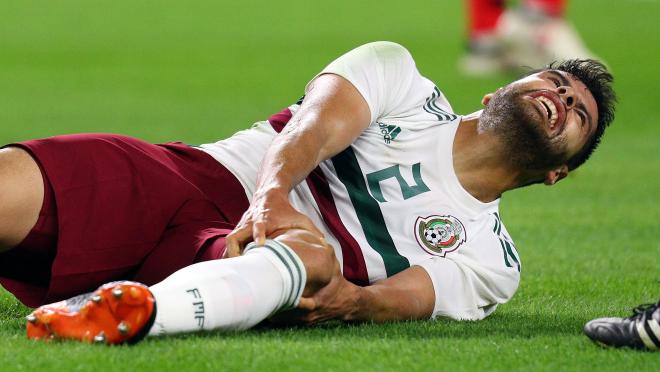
[482,70,599,171]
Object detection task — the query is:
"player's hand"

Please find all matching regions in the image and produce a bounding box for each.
[294,265,361,324]
[225,189,323,257]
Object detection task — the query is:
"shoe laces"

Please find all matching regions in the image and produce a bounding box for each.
[629,300,660,322]
[65,291,95,312]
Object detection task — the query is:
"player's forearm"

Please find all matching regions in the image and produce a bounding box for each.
[344,267,435,322]
[254,74,371,198]
[254,119,327,198]
[347,286,431,322]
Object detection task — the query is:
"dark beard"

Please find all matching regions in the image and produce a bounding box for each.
[479,85,569,171]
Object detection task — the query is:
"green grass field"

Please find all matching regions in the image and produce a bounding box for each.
[1,0,658,370]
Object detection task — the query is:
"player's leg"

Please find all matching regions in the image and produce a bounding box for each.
[467,0,504,40]
[147,231,334,337]
[523,0,565,18]
[460,0,507,75]
[0,147,44,252]
[2,134,249,308]
[497,0,601,70]
[0,147,59,306]
[0,146,59,306]
[27,228,335,344]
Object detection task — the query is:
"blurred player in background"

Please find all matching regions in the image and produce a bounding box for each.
[461,0,601,75]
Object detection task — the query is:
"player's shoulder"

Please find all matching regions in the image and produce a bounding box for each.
[345,41,416,65]
[362,41,412,55]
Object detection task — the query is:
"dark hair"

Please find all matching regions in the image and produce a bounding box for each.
[544,59,617,170]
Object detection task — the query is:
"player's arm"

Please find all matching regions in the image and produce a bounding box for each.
[350,267,435,321]
[225,73,371,255]
[253,72,371,201]
[295,266,436,323]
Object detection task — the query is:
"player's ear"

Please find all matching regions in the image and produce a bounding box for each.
[543,165,569,186]
[481,93,494,106]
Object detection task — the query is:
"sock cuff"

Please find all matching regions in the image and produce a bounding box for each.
[244,239,307,309]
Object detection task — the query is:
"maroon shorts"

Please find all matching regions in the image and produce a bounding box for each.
[0,134,249,307]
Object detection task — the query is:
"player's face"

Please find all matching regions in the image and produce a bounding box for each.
[483,70,599,171]
[512,70,598,158]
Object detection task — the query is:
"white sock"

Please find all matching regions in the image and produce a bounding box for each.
[147,239,306,336]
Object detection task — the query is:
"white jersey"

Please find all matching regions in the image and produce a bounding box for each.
[200,41,521,320]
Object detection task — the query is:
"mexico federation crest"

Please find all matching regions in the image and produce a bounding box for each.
[414,215,466,256]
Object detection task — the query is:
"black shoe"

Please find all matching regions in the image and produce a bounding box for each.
[584,300,660,350]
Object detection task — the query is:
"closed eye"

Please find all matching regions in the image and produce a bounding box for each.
[577,110,587,127]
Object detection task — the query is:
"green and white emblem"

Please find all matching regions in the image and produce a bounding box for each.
[414,215,466,256]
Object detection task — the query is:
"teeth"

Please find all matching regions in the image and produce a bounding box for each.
[535,96,558,128]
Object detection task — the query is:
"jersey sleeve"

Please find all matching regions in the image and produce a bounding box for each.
[306,41,423,123]
[416,223,521,321]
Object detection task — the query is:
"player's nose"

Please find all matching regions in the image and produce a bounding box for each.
[557,86,576,109]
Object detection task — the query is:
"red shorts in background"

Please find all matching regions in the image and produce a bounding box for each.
[0,134,249,307]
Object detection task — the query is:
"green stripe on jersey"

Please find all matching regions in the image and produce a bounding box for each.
[331,147,410,277]
[504,240,521,272]
[498,239,513,268]
[493,213,521,272]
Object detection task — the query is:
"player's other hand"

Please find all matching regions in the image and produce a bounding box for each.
[225,189,323,257]
[268,241,360,325]
[293,261,361,325]
[292,246,361,324]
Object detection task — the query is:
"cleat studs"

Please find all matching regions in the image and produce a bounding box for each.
[26,314,38,324]
[129,287,140,299]
[112,288,123,299]
[93,332,106,344]
[91,294,102,304]
[117,322,129,335]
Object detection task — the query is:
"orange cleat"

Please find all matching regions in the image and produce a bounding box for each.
[26,281,156,345]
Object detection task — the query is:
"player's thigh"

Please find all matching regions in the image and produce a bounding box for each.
[132,220,235,286]
[0,147,44,251]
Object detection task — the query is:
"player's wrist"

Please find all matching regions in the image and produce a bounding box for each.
[253,183,290,202]
[340,282,365,321]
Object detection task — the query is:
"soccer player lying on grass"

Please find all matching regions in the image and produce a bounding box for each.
[0,42,615,344]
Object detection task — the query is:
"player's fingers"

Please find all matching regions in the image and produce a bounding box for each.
[223,235,236,258]
[297,297,317,311]
[296,312,321,325]
[225,225,252,257]
[225,231,239,255]
[224,240,240,258]
[252,220,266,246]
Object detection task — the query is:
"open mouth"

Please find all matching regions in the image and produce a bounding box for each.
[529,91,566,133]
[537,96,558,127]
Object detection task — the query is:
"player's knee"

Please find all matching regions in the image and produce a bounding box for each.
[302,237,337,290]
[274,229,337,291]
[0,147,44,251]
